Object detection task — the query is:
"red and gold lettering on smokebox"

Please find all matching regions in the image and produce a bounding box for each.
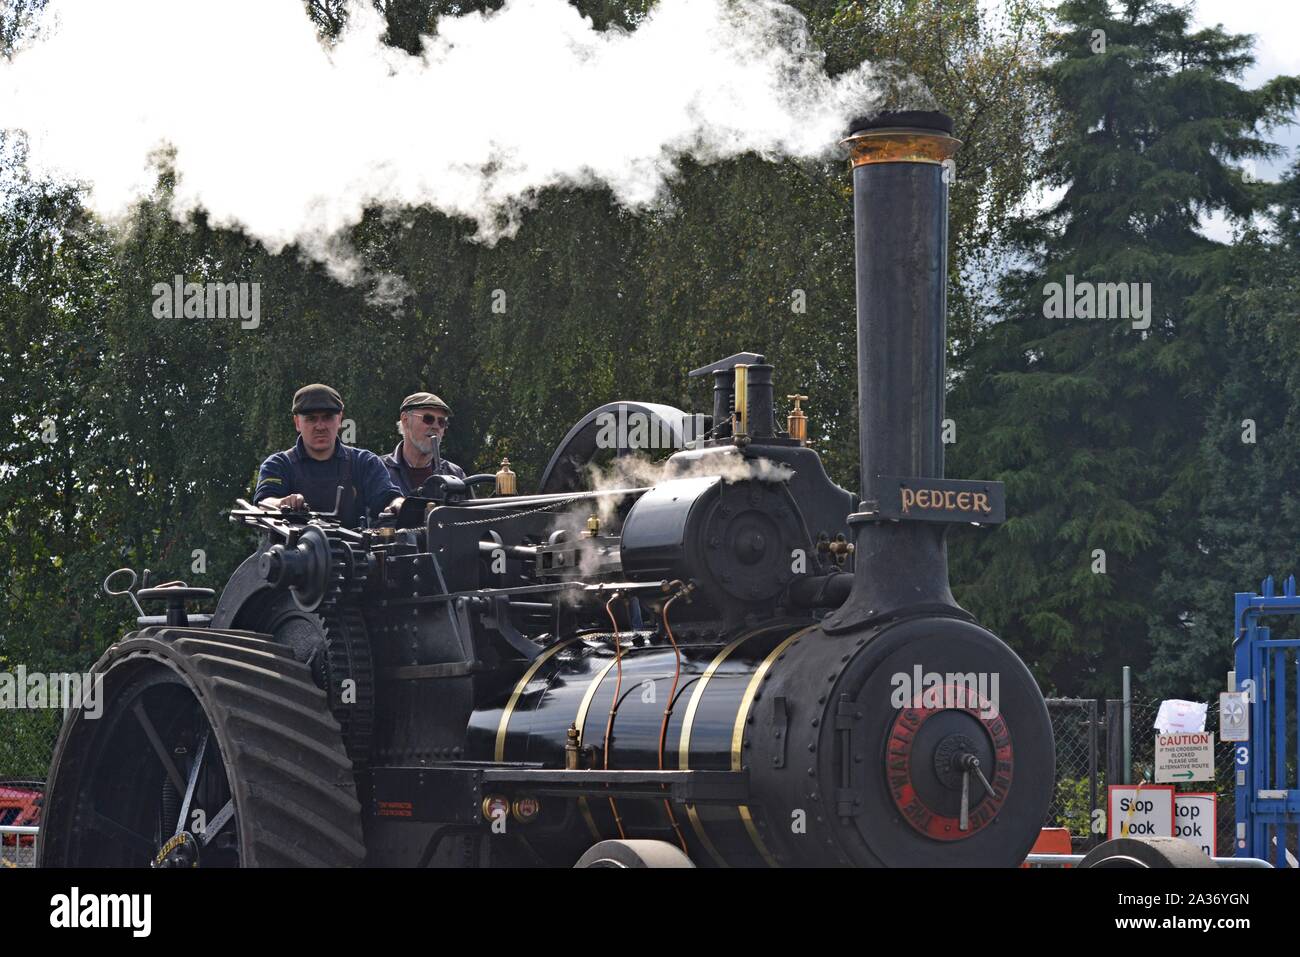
[885,685,1014,841]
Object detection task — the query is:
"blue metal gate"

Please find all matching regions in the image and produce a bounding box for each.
[1233,576,1300,865]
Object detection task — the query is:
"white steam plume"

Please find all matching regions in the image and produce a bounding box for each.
[2,0,923,278]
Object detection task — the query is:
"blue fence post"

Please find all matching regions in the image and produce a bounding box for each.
[1231,578,1300,865]
[1232,590,1253,858]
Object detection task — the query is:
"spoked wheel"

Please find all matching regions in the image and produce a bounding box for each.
[40,628,366,868]
[82,670,239,868]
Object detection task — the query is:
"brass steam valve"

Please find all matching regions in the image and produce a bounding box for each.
[787,394,808,444]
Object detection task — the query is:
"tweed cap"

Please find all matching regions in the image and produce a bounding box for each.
[399,392,451,415]
[292,383,344,414]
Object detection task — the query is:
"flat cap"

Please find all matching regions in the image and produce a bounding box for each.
[292,383,344,414]
[400,392,451,415]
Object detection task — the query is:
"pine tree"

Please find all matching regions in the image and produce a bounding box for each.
[1146,159,1300,701]
[947,0,1299,696]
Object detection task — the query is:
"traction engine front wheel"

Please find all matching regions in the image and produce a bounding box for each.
[39,629,366,868]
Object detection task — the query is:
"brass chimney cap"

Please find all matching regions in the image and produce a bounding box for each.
[843,111,960,168]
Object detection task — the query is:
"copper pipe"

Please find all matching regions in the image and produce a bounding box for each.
[602,594,627,839]
[656,583,690,854]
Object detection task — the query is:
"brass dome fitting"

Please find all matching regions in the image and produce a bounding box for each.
[495,458,517,496]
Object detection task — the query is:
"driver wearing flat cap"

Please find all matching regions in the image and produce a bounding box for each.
[382,392,467,496]
[254,384,404,526]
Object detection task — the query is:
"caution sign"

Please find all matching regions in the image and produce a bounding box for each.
[1174,793,1216,856]
[1155,731,1214,783]
[1107,785,1174,839]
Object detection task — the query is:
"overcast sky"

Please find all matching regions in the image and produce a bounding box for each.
[1192,0,1299,174]
[1179,1,1298,237]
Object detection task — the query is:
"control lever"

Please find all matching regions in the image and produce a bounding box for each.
[957,753,997,831]
[103,568,146,617]
[277,485,345,518]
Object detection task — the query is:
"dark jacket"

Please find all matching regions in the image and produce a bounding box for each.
[381,441,466,497]
[254,437,401,526]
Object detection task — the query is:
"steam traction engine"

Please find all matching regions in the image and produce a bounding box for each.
[40,112,1058,868]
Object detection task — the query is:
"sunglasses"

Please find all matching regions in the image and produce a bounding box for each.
[417,412,448,426]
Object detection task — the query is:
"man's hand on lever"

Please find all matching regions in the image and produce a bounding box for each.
[261,494,307,511]
[380,496,405,518]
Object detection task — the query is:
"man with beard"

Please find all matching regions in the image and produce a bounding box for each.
[255,383,404,526]
[382,391,467,496]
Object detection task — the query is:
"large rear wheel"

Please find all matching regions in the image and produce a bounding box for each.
[39,628,366,867]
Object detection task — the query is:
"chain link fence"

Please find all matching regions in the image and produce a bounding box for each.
[1,780,42,868]
[0,709,58,867]
[1045,693,1249,858]
[1044,698,1100,848]
[0,708,62,782]
[0,842,37,867]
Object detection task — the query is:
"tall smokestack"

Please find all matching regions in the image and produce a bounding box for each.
[826,111,1001,632]
[849,111,956,487]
